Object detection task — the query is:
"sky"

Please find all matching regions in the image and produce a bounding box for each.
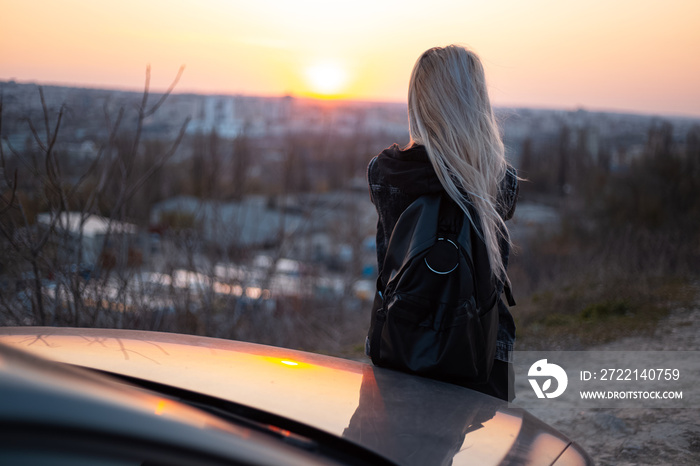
[2,0,699,117]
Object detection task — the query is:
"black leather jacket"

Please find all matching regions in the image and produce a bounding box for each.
[367,143,518,362]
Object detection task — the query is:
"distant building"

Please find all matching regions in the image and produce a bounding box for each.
[36,212,141,268]
[150,191,377,268]
[150,195,306,250]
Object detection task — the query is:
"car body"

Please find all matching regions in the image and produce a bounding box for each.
[0,327,592,465]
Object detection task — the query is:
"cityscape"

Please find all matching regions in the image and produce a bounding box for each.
[1,80,699,350]
[3,1,700,462]
[2,68,700,466]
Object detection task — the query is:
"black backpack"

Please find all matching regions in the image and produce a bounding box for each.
[367,193,504,385]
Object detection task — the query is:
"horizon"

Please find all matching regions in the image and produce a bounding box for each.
[5,78,699,121]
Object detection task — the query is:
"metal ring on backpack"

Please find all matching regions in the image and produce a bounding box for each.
[424,238,460,274]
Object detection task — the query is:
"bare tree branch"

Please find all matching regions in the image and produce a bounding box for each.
[0,91,19,214]
[68,107,124,203]
[25,118,48,154]
[1,135,37,178]
[0,170,18,215]
[44,104,65,188]
[145,65,185,117]
[39,87,51,144]
[141,65,151,112]
[121,116,190,205]
[0,89,5,168]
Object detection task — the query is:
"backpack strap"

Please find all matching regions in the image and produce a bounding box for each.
[445,194,517,308]
[379,194,442,289]
[437,193,464,236]
[504,282,516,306]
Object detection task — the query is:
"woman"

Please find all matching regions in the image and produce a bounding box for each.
[367,45,518,401]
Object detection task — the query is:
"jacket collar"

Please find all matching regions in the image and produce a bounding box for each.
[374,144,444,195]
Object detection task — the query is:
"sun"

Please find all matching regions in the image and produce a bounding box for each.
[304,61,348,97]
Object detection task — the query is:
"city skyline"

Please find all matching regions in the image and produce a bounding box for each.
[2,0,700,117]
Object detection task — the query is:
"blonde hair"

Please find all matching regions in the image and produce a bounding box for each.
[408,44,509,281]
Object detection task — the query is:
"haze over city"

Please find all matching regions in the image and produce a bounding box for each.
[2,0,699,117]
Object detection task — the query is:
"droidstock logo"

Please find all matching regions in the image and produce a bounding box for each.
[528,359,568,399]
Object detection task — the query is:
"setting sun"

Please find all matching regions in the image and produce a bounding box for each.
[1,0,699,115]
[304,62,348,98]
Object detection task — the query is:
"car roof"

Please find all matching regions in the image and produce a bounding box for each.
[0,327,590,465]
[0,341,345,466]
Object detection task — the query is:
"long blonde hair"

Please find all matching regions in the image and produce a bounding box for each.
[408,44,509,281]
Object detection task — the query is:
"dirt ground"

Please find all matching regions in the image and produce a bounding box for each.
[519,306,700,465]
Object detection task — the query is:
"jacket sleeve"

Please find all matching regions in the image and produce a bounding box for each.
[366,156,379,205]
[498,165,519,221]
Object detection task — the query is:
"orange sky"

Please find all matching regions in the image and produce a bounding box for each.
[2,0,699,116]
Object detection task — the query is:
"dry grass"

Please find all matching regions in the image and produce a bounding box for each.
[509,225,700,350]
